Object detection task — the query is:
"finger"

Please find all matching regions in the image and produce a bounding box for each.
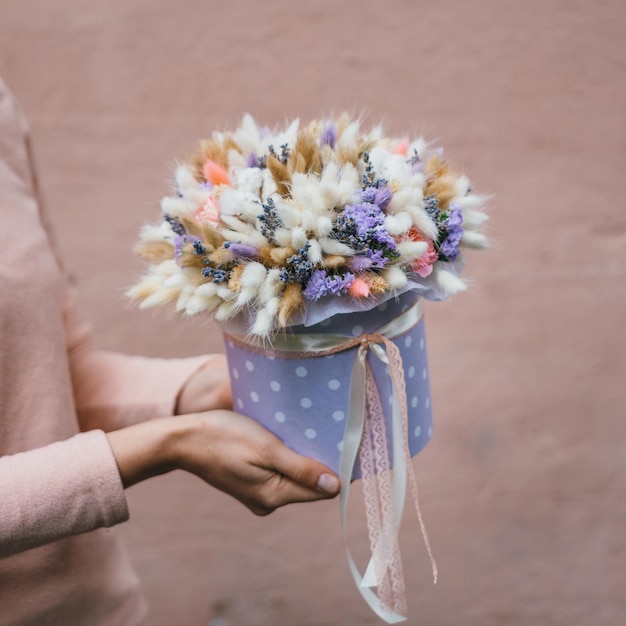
[258,473,337,511]
[269,445,340,496]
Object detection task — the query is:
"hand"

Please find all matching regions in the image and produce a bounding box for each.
[107,411,340,515]
[175,354,233,414]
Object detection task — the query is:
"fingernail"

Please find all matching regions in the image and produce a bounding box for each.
[317,473,339,493]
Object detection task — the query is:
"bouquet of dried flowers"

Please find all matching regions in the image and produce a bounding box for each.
[128,114,488,337]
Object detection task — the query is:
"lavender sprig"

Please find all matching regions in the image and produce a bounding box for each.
[164,214,186,237]
[201,267,230,283]
[279,243,314,284]
[258,197,283,244]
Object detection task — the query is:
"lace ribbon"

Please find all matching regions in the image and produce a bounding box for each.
[224,300,437,623]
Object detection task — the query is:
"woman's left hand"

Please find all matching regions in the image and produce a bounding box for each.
[175,354,233,414]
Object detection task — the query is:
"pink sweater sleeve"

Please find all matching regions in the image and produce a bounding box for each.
[69,334,217,432]
[0,430,128,558]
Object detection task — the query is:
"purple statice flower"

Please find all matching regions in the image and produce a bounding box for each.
[343,203,385,239]
[346,201,396,251]
[446,203,463,229]
[366,248,388,268]
[358,183,392,211]
[321,124,336,148]
[439,233,462,261]
[326,272,355,295]
[302,269,327,300]
[247,152,260,168]
[359,187,377,204]
[199,181,213,190]
[303,269,355,301]
[224,241,259,259]
[372,226,397,251]
[373,185,392,210]
[439,203,464,261]
[334,198,398,261]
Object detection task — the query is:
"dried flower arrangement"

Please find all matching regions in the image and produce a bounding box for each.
[128,114,490,623]
[128,114,488,337]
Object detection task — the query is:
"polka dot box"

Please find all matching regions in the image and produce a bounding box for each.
[224,291,433,479]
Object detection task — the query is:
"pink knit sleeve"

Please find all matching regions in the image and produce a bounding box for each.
[0,430,128,558]
[69,338,220,431]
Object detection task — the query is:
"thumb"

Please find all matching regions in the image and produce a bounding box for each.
[271,445,340,496]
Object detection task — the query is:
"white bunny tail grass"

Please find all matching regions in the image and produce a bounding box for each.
[139,288,181,309]
[236,262,268,307]
[461,231,490,249]
[382,266,408,290]
[395,240,429,264]
[435,267,467,295]
[251,297,280,337]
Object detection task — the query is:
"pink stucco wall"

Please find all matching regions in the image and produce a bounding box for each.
[1,1,624,624]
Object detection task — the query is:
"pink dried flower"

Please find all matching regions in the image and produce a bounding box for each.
[412,241,438,278]
[195,195,221,227]
[203,160,230,186]
[348,277,370,298]
[393,138,409,155]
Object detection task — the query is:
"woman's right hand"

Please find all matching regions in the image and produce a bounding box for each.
[107,411,340,515]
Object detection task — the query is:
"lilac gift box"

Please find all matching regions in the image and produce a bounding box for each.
[223,291,433,479]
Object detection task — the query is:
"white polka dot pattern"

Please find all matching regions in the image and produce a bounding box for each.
[222,295,434,479]
[333,410,345,421]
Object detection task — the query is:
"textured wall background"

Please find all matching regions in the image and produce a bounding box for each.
[1,1,624,624]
